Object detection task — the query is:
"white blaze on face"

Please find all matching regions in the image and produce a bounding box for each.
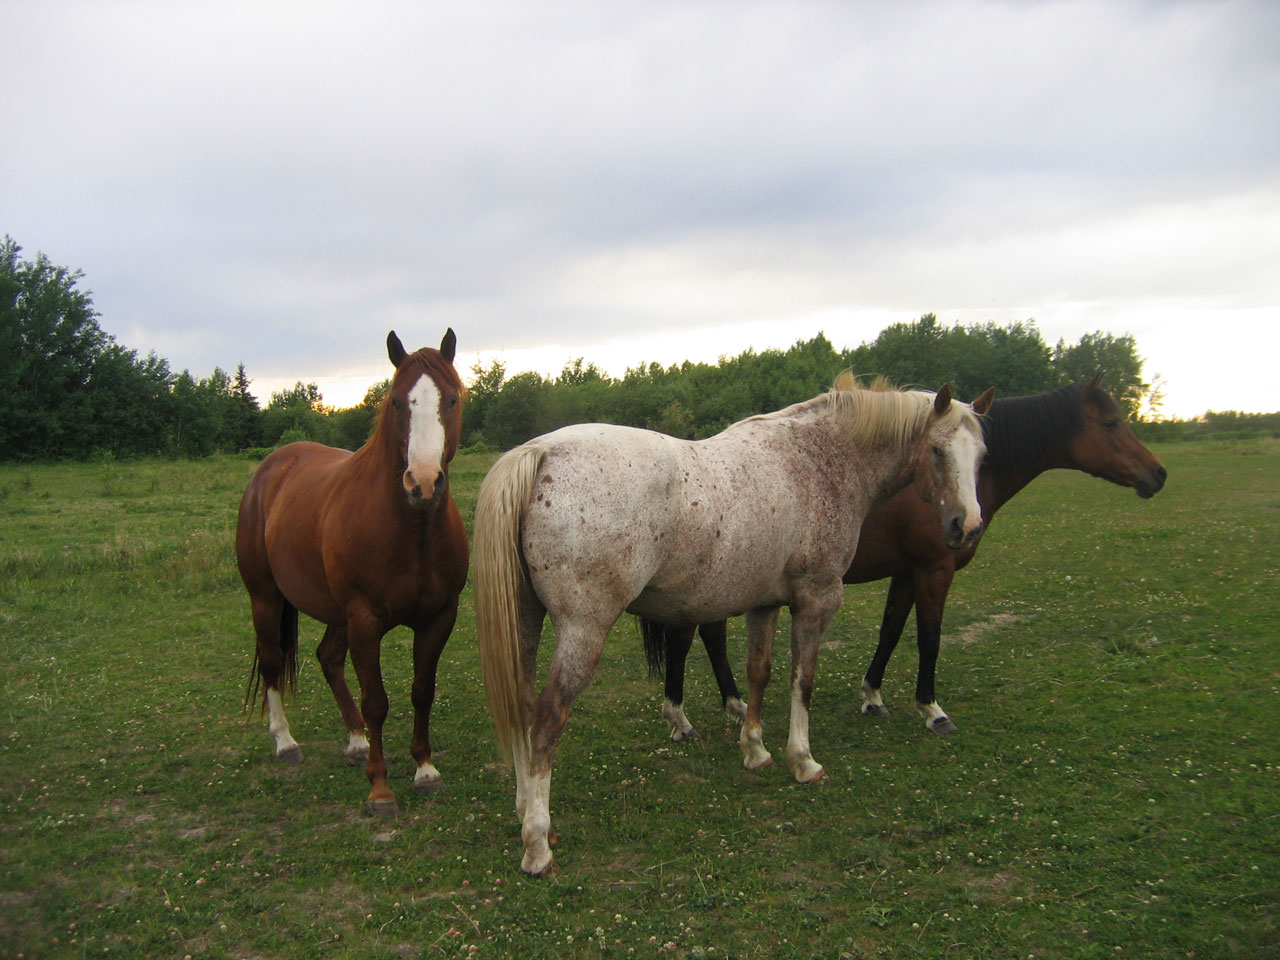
[942,423,985,539]
[405,376,446,497]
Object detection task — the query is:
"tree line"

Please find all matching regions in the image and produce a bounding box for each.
[0,235,1223,463]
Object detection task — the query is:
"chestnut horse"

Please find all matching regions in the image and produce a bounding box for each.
[643,377,1166,740]
[474,376,993,874]
[237,329,468,816]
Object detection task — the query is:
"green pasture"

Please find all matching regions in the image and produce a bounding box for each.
[1,441,1276,959]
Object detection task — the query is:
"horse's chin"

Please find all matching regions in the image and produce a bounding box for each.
[1134,485,1156,500]
[406,489,444,510]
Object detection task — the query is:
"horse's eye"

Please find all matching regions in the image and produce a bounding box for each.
[447,395,459,410]
[1104,419,1119,431]
[391,397,403,411]
[932,446,944,459]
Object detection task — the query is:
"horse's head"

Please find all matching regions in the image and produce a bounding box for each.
[913,384,993,550]
[1070,376,1167,499]
[386,328,464,508]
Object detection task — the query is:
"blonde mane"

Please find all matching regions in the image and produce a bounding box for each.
[745,373,969,448]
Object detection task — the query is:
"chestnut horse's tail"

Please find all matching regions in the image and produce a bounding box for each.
[243,601,300,717]
[473,443,545,761]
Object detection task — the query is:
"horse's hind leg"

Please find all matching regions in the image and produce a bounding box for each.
[519,615,609,876]
[514,588,546,823]
[661,625,699,741]
[861,574,915,719]
[409,597,460,794]
[250,594,302,764]
[316,624,368,764]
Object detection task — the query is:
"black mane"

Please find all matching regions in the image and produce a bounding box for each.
[981,384,1098,472]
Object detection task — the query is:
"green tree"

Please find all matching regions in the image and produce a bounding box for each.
[222,364,262,451]
[85,346,174,457]
[329,379,389,451]
[846,313,958,391]
[260,381,330,446]
[484,371,550,448]
[464,359,506,446]
[0,236,109,459]
[1052,331,1148,419]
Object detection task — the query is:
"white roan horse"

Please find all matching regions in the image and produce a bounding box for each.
[474,375,994,875]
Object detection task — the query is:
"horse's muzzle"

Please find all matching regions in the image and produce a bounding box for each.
[946,515,983,550]
[1134,464,1168,499]
[404,468,446,507]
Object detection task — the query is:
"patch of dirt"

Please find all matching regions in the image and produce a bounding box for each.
[953,613,1024,646]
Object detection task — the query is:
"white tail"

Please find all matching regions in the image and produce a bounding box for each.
[473,444,545,760]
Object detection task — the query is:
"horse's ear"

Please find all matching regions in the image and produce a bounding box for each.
[1083,372,1103,395]
[972,386,995,416]
[933,383,953,415]
[440,328,457,363]
[387,331,408,368]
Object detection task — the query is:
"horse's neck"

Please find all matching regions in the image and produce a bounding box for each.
[981,398,1083,515]
[347,427,420,516]
[802,409,920,505]
[979,465,1044,519]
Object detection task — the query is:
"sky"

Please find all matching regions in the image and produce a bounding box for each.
[3,0,1278,419]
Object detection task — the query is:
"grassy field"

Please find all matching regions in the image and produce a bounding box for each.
[0,441,1276,959]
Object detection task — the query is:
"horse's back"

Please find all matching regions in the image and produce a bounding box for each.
[518,422,802,624]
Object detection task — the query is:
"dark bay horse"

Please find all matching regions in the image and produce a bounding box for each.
[237,329,469,816]
[474,376,993,874]
[644,377,1167,739]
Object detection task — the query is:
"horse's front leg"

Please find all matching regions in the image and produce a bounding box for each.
[784,585,844,784]
[860,574,915,719]
[700,620,746,721]
[345,611,396,817]
[912,565,958,735]
[315,624,369,764]
[739,606,780,771]
[409,597,460,794]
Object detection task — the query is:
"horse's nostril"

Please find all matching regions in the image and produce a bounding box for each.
[433,472,446,494]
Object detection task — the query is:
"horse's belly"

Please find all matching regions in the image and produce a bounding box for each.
[626,565,789,625]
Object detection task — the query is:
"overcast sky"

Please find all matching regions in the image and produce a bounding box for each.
[4,0,1277,418]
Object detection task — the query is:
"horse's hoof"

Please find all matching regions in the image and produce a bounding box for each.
[345,749,369,766]
[862,703,891,719]
[671,728,700,743]
[792,759,826,783]
[364,798,399,819]
[744,755,775,772]
[521,847,556,876]
[414,776,445,795]
[930,717,959,735]
[277,746,303,765]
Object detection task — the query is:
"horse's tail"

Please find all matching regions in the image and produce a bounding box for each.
[638,617,667,679]
[474,443,545,761]
[243,601,300,718]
